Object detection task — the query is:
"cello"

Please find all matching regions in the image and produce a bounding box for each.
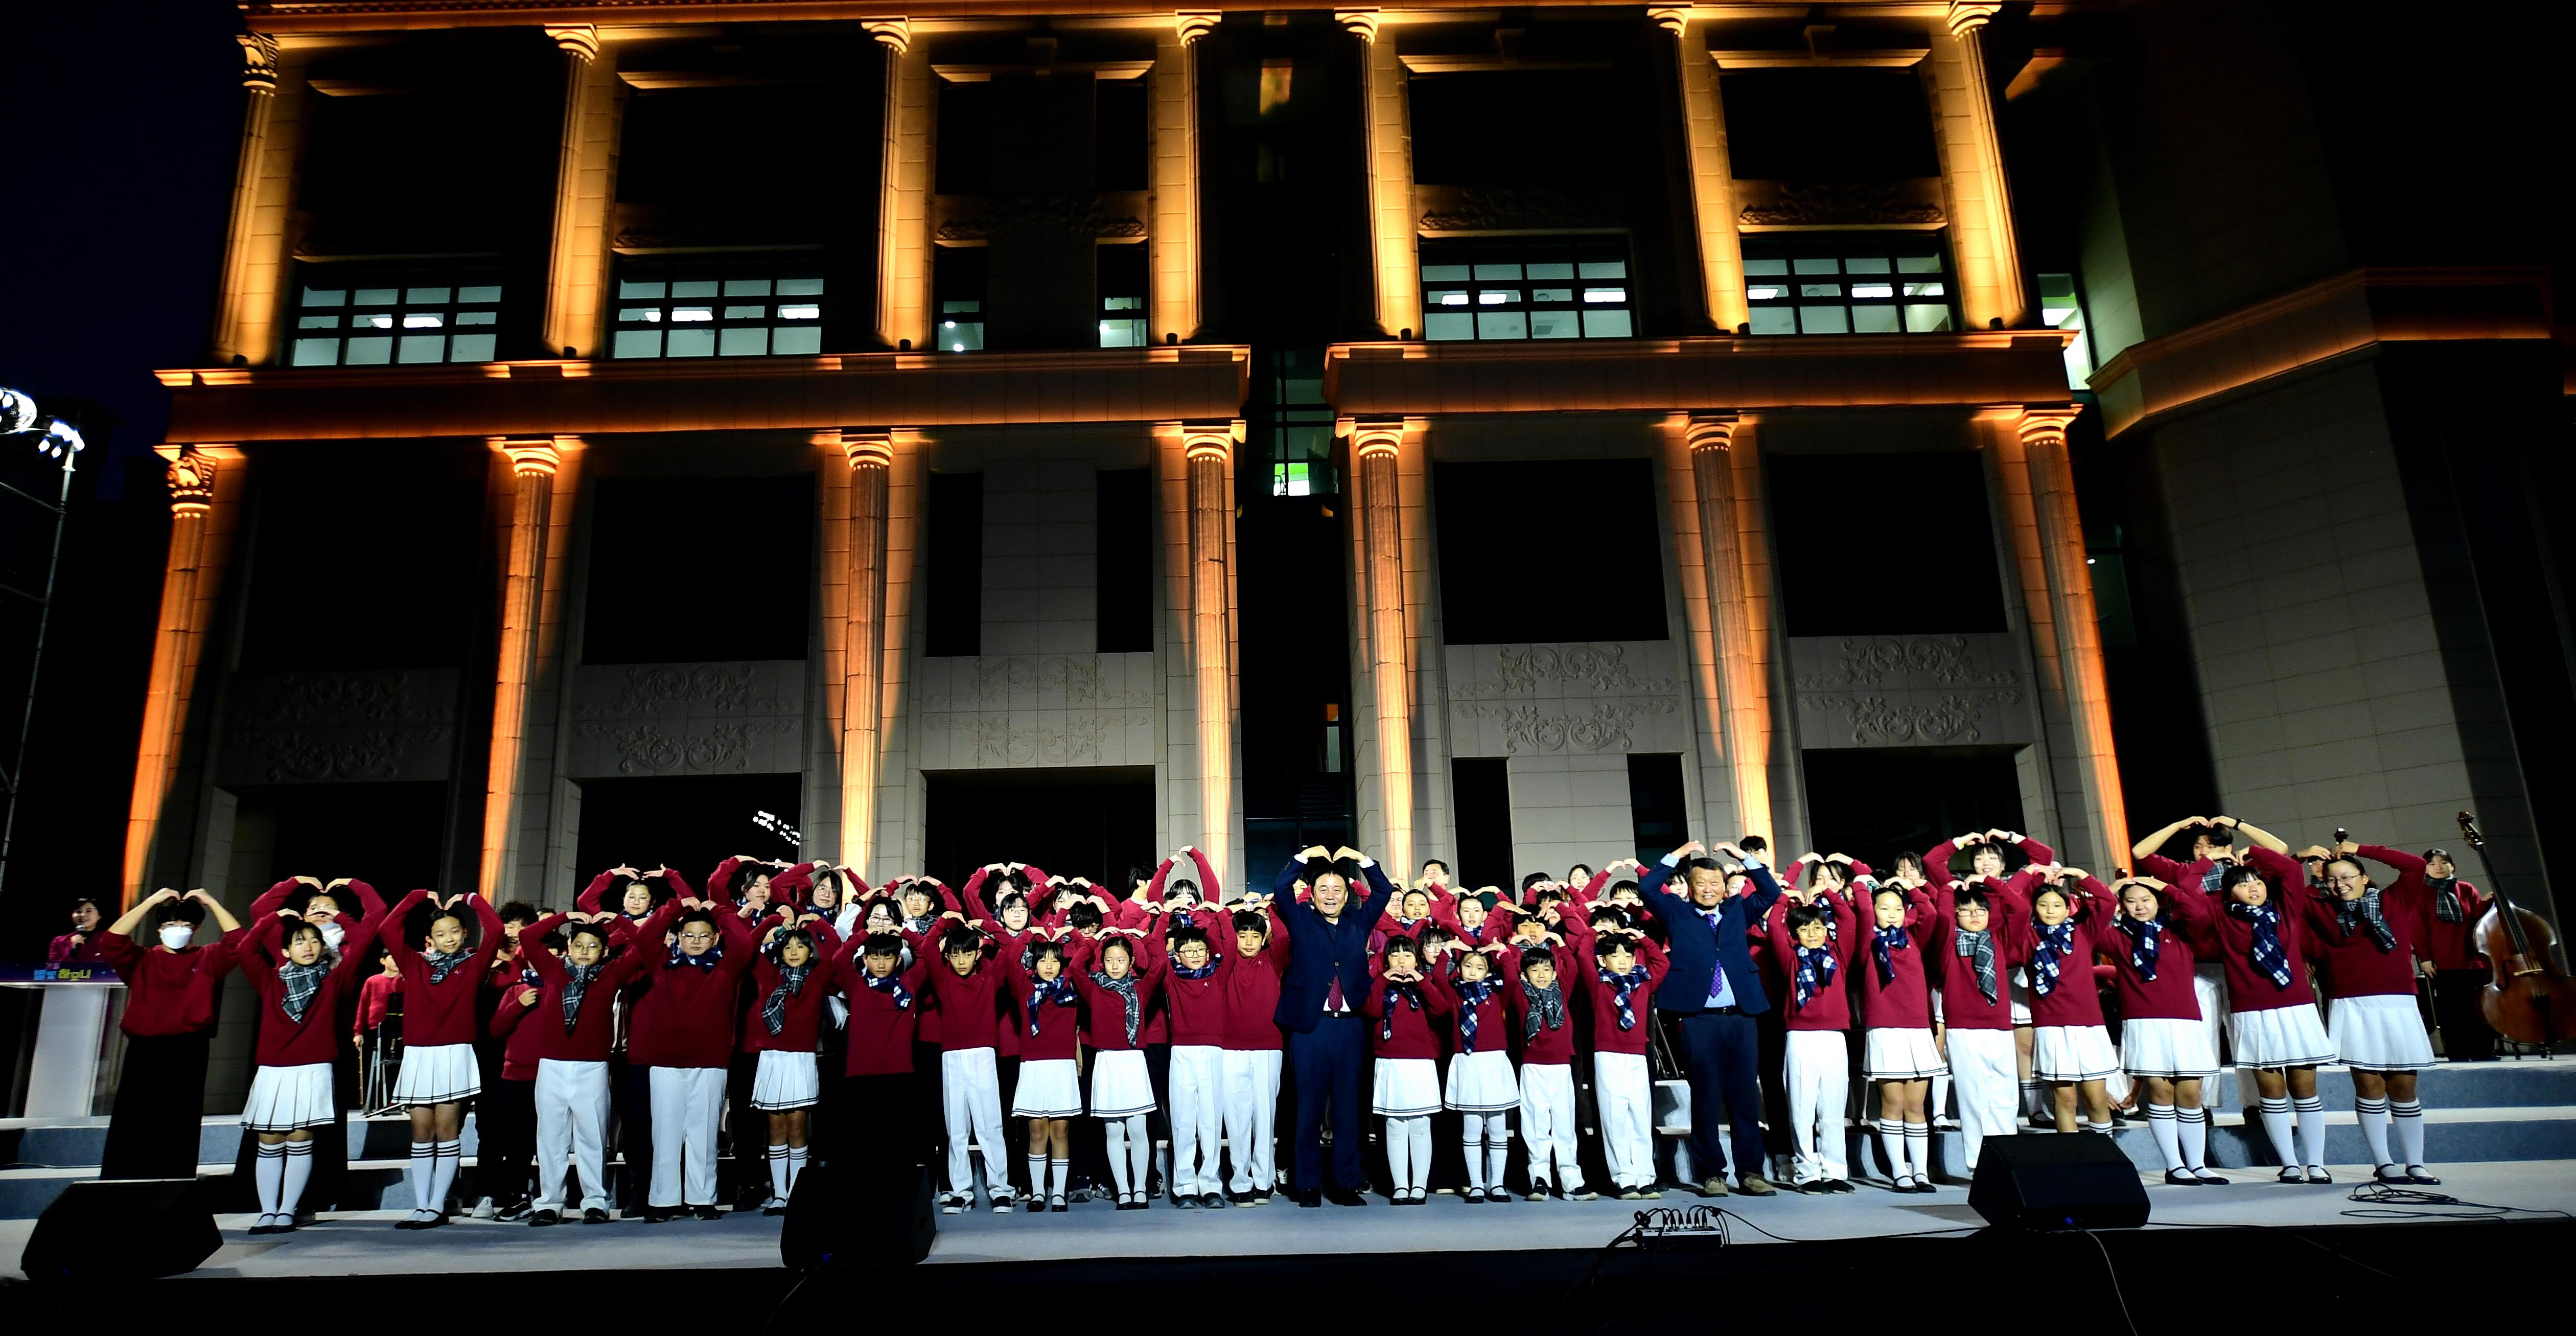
[2455,811,2576,1046]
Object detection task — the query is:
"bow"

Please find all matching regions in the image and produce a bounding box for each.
[2119,916,2163,980]
[1871,922,1911,987]
[1025,975,1076,1035]
[1599,963,1650,1031]
[2031,920,2076,998]
[2229,901,2294,989]
[1456,978,1497,1053]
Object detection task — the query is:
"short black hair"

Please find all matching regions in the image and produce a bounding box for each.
[1784,902,1830,933]
[1231,908,1270,936]
[563,924,608,953]
[1592,934,1636,959]
[1588,906,1630,929]
[1738,836,1768,855]
[2197,823,2235,847]
[1521,871,1551,891]
[860,932,906,959]
[1381,932,1420,961]
[771,927,820,959]
[939,926,986,956]
[1167,924,1211,952]
[1167,878,1200,903]
[1518,947,1557,974]
[280,919,327,953]
[1421,858,1450,874]
[150,897,204,928]
[498,900,542,926]
[1066,902,1105,931]
[1026,938,1069,970]
[1953,888,1992,913]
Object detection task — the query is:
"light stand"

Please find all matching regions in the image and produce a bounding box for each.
[0,386,86,899]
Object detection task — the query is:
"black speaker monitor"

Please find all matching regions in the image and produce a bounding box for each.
[1967,1134,2151,1231]
[780,1162,936,1270]
[21,1179,222,1282]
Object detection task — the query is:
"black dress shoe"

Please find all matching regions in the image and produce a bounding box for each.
[643,1206,677,1223]
[1326,1188,1367,1207]
[529,1209,562,1226]
[1200,1192,1227,1210]
[1295,1191,1322,1208]
[583,1208,611,1224]
[691,1204,724,1220]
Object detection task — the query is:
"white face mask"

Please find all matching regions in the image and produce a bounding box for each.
[320,922,347,949]
[158,924,196,950]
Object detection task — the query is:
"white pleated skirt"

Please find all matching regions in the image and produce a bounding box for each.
[2031,1024,2122,1081]
[2227,1003,2337,1070]
[1090,1049,1156,1118]
[242,1062,338,1131]
[2330,993,2436,1071]
[2009,972,2034,1027]
[751,1049,821,1111]
[1012,1057,1084,1117]
[1373,1056,1442,1117]
[390,1041,481,1105]
[1444,1048,1518,1113]
[2120,1017,2219,1077]
[1863,1027,1947,1080]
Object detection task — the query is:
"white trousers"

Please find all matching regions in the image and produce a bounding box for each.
[1947,1028,2020,1170]
[1520,1062,1584,1192]
[1785,1030,1851,1184]
[940,1047,1009,1200]
[1169,1044,1226,1197]
[534,1058,612,1213]
[1593,1051,1652,1189]
[1222,1048,1282,1194]
[648,1066,726,1208]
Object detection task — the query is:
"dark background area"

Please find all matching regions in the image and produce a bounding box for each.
[1801,746,2027,873]
[1766,452,2010,636]
[573,774,807,897]
[922,767,1155,890]
[583,476,814,664]
[1434,459,1669,646]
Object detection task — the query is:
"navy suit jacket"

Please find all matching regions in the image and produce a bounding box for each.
[1267,858,1397,1034]
[1638,857,1784,1017]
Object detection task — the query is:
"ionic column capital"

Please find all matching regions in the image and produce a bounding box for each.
[490,434,576,478]
[544,24,600,62]
[1175,11,1220,44]
[165,448,220,515]
[1684,412,1744,453]
[1344,417,1404,460]
[1336,9,1381,44]
[865,17,913,54]
[237,33,281,95]
[1946,2,2002,38]
[1648,7,1692,38]
[838,428,897,471]
[1181,420,1244,462]
[2015,404,2084,448]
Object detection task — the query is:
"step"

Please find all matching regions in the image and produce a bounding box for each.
[2204,1059,2576,1111]
[0,1113,478,1170]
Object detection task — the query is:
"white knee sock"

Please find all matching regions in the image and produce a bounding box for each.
[1462,1127,1487,1191]
[1049,1156,1069,1200]
[2177,1105,2209,1171]
[2021,1079,2045,1120]
[1483,1115,1509,1190]
[784,1145,807,1196]
[1386,1119,1413,1190]
[256,1141,286,1215]
[2257,1096,2296,1168]
[2292,1096,2326,1169]
[2355,1096,2394,1169]
[1875,1119,1907,1180]
[2084,1118,2115,1137]
[282,1139,314,1215]
[1025,1153,1047,1202]
[1408,1118,1432,1192]
[769,1143,791,1200]
[430,1139,462,1214]
[2392,1099,2426,1167]
[2145,1104,2182,1171]
[1104,1120,1133,1195]
[408,1140,435,1212]
[1904,1121,1931,1182]
[1126,1116,1151,1193]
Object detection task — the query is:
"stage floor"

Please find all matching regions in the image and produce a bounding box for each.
[8,1159,2571,1281]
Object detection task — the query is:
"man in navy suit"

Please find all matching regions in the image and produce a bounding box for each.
[1266,844,1396,1206]
[1637,839,1784,1196]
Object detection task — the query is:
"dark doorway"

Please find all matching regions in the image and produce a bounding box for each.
[574,774,805,894]
[225,781,451,899]
[1801,746,2027,873]
[1626,753,1688,865]
[1449,757,1514,892]
[923,767,1155,892]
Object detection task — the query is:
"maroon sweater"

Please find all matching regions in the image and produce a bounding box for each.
[1162,935,1237,1049]
[1766,893,1858,1031]
[520,910,662,1064]
[836,937,932,1077]
[2359,845,2488,972]
[381,889,504,1048]
[1572,934,1669,1056]
[1501,947,1579,1065]
[2207,847,2318,1012]
[489,991,540,1080]
[1069,933,1165,1053]
[1857,886,1936,1031]
[915,922,1011,1054]
[241,881,387,1068]
[628,907,758,1068]
[99,921,246,1038]
[1437,963,1512,1056]
[2023,895,2111,1028]
[1930,887,2028,1031]
[739,916,846,1054]
[1367,964,1454,1060]
[2300,882,2422,1000]
[2101,886,2217,1022]
[997,946,1082,1063]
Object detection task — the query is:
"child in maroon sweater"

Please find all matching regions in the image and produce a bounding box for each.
[2103,876,2224,1184]
[2307,846,2439,1184]
[1767,892,1857,1192]
[914,913,1016,1213]
[1366,934,1454,1205]
[833,930,934,1170]
[745,914,843,1210]
[999,933,1082,1211]
[627,900,756,1219]
[97,888,245,1181]
[380,888,503,1228]
[1859,879,1939,1191]
[239,880,386,1232]
[1072,927,1165,1208]
[518,910,655,1223]
[1502,938,1589,1200]
[1221,902,1289,1203]
[1574,923,1669,1199]
[1432,939,1517,1202]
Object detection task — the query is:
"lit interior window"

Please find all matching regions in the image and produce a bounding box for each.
[1419,238,1633,342]
[290,263,502,366]
[1742,235,1956,336]
[610,257,826,359]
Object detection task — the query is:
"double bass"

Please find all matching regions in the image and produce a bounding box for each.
[2456,811,2576,1046]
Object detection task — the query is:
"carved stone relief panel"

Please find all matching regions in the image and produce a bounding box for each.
[914,653,1158,770]
[220,670,460,785]
[1789,634,2034,748]
[568,661,804,777]
[1445,641,1688,757]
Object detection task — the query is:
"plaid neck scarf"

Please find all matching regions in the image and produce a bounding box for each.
[1871,922,1911,986]
[863,970,913,1010]
[1171,956,1220,981]
[2199,861,2231,895]
[667,941,721,971]
[1377,979,1425,1042]
[277,958,331,1023]
[2427,877,2465,925]
[1091,971,1142,1044]
[2335,887,2399,953]
[422,948,470,985]
[2031,920,2076,998]
[904,913,936,935]
[1792,942,1837,1008]
[562,961,604,1032]
[2229,901,2294,988]
[1523,979,1566,1037]
[763,963,813,1035]
[1455,978,1496,1053]
[2119,916,2164,980]
[1954,929,1998,1003]
[1025,975,1076,1035]
[1598,962,1650,1031]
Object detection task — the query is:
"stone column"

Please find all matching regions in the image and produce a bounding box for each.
[540,26,623,359]
[1685,415,1774,838]
[1653,9,1751,334]
[1182,422,1242,886]
[2018,405,2128,865]
[1351,421,1414,872]
[1340,11,1421,340]
[871,20,934,351]
[1151,15,1217,344]
[122,448,243,905]
[1926,3,2026,330]
[478,438,572,902]
[210,35,308,366]
[840,431,895,875]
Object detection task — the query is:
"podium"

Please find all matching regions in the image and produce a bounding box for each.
[3,964,124,1118]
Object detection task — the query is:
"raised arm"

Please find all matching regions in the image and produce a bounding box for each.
[2223,816,2289,855]
[1352,857,1397,926]
[709,856,746,903]
[380,889,432,962]
[2131,815,2201,864]
[1186,847,1224,908]
[340,881,390,959]
[247,878,302,923]
[576,868,617,915]
[1924,837,1963,889]
[468,892,507,966]
[522,915,572,983]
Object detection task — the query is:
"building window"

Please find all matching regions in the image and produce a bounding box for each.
[1421,238,1633,342]
[935,247,986,353]
[611,257,823,359]
[1098,244,1148,348]
[1743,234,1953,336]
[2038,272,2096,389]
[1263,348,1335,496]
[290,262,503,366]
